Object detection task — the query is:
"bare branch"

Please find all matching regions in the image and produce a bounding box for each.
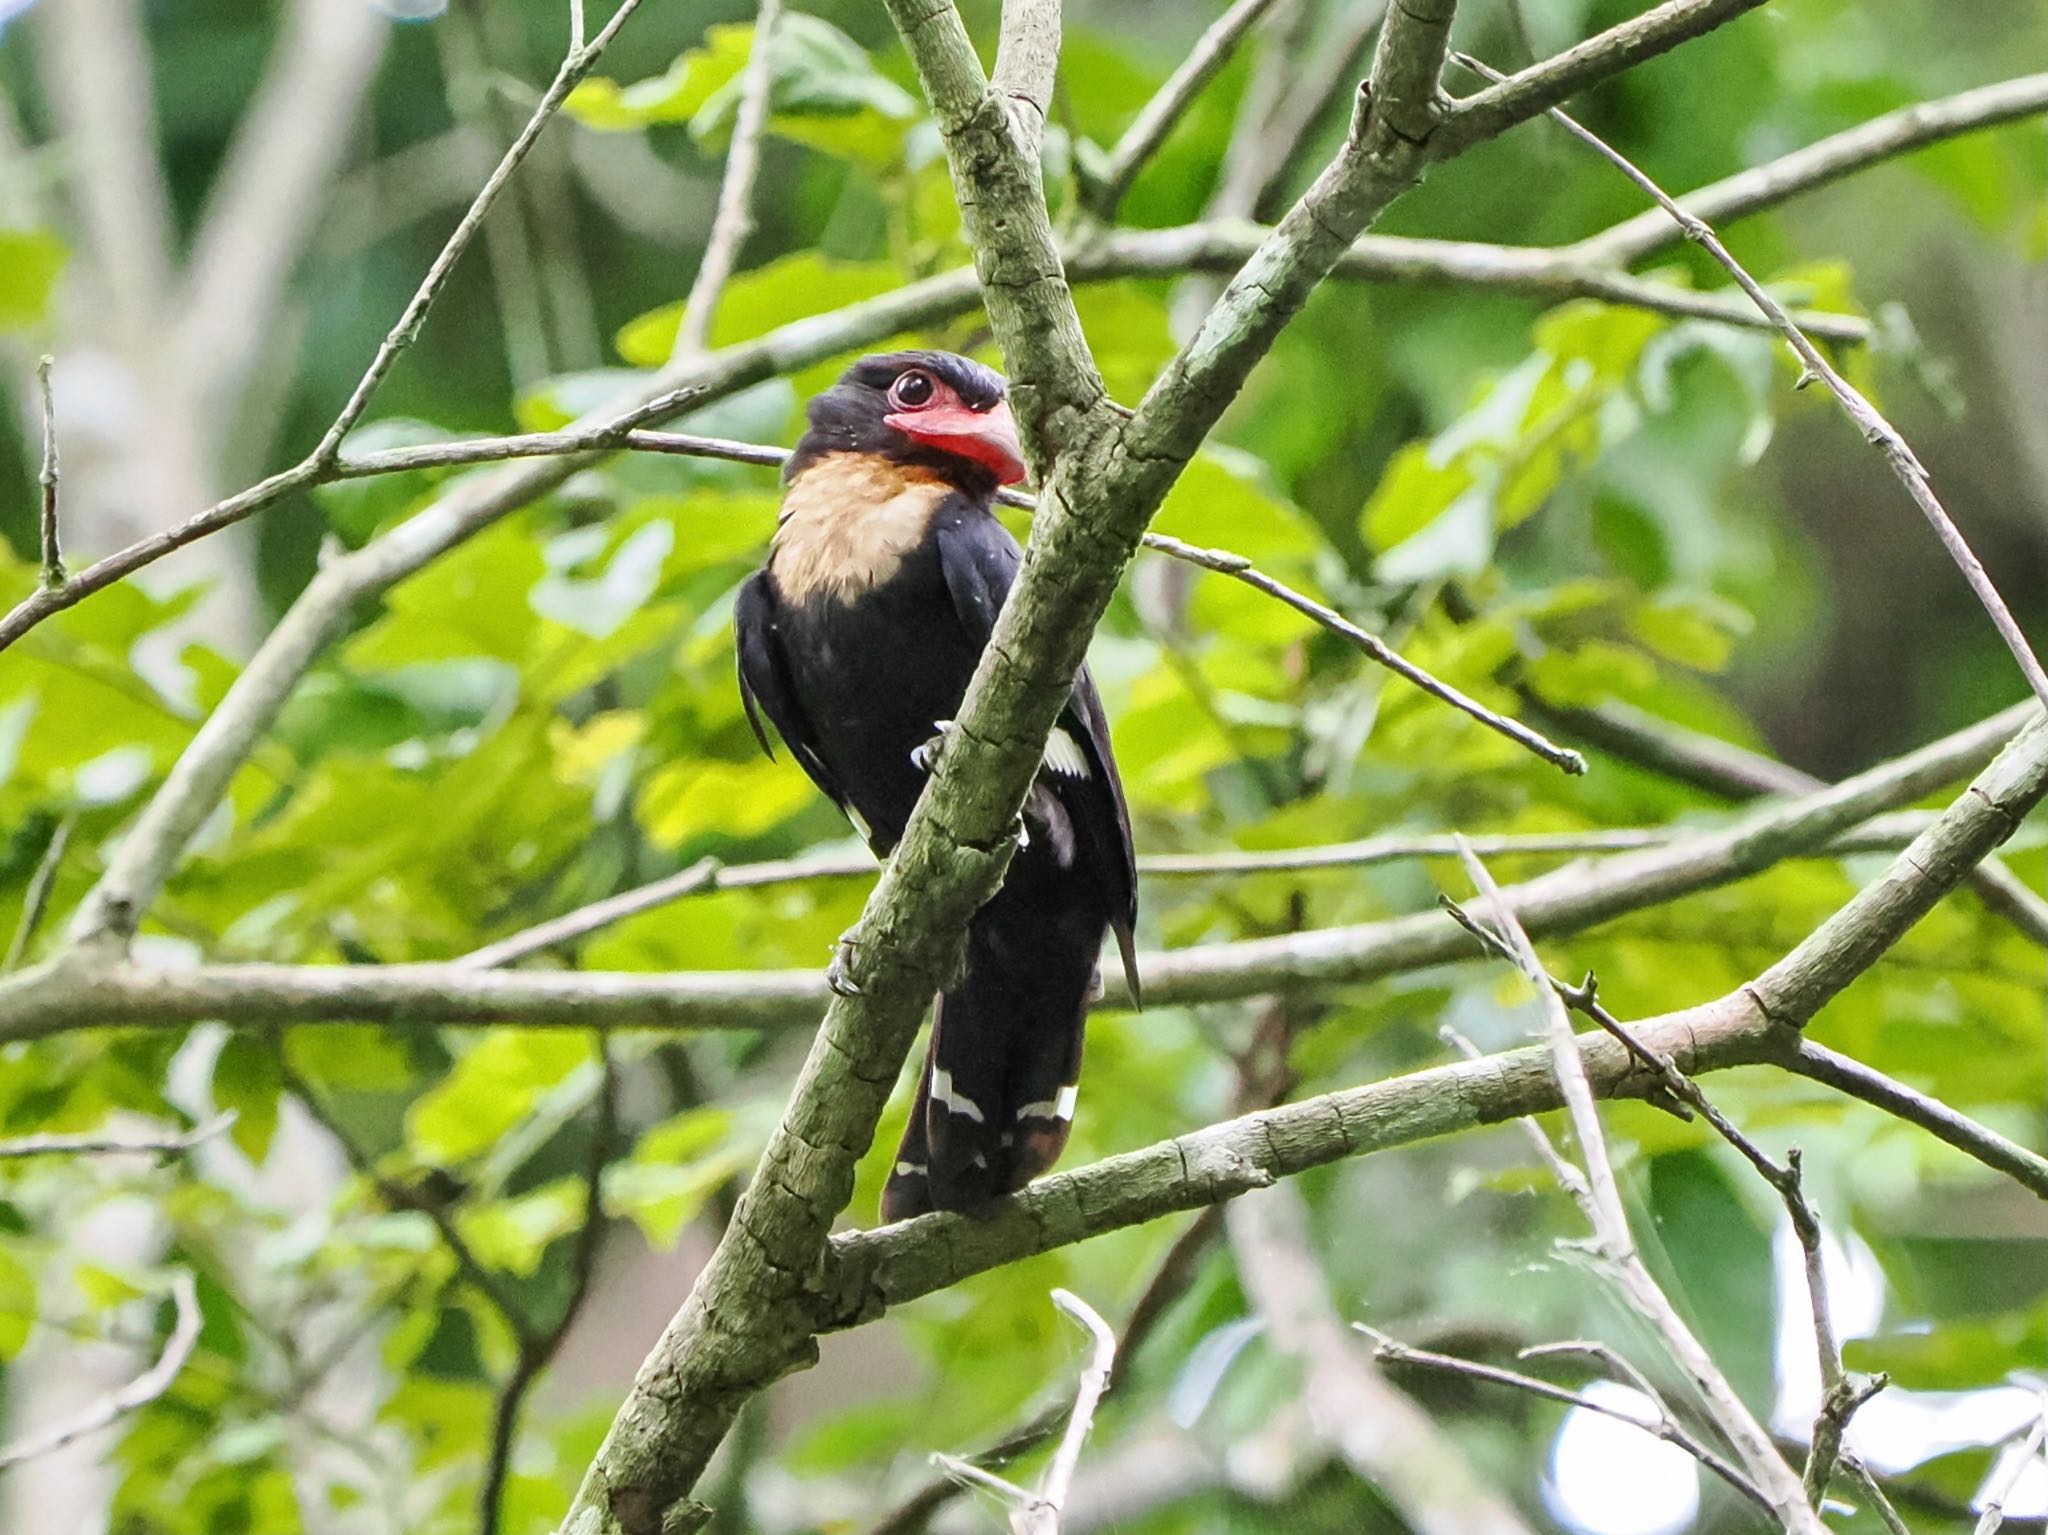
[9,704,2033,1048]
[1456,49,2048,712]
[480,1042,616,1535]
[1449,839,1822,1533]
[1082,0,1286,218]
[1524,692,2048,948]
[671,0,783,363]
[3,813,71,975]
[313,0,650,464]
[1019,1290,1118,1535]
[34,355,60,589]
[1436,0,1774,155]
[1786,1039,2048,1203]
[1144,532,1582,773]
[1978,1405,2048,1535]
[1572,70,2048,268]
[0,1272,200,1470]
[0,1110,235,1161]
[824,711,2048,1318]
[1231,1183,1541,1535]
[1360,1327,1768,1512]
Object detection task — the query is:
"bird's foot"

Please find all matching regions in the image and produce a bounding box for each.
[909,719,956,775]
[827,935,864,998]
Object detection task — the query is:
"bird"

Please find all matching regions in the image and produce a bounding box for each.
[733,350,1139,1224]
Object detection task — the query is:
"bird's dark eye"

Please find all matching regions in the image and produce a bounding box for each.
[889,370,937,410]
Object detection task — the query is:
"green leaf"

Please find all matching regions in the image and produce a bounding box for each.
[212,1035,282,1164]
[569,16,917,166]
[0,229,66,332]
[0,1242,36,1358]
[406,1033,594,1165]
[636,757,815,848]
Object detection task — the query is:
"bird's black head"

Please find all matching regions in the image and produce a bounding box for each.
[786,350,1028,496]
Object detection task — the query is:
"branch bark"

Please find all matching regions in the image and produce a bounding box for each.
[5,704,2026,1046]
[821,710,2048,1333]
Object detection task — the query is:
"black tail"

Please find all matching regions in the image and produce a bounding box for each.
[879,872,1101,1223]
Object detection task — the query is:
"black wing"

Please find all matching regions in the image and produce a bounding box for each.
[734,571,848,814]
[933,511,1142,1001]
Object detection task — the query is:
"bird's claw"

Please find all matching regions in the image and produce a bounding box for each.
[827,939,863,998]
[909,719,956,774]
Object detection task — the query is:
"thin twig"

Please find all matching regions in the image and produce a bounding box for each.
[868,1210,1219,1535]
[1443,891,1890,1502]
[1451,839,1826,1533]
[0,1271,200,1469]
[285,1062,536,1346]
[1360,1326,1769,1512]
[0,1110,236,1161]
[1142,533,1583,774]
[1786,1040,2048,1201]
[1842,1452,1916,1535]
[672,0,782,363]
[314,0,648,464]
[478,1040,616,1535]
[35,355,61,589]
[1977,1404,2048,1535]
[1021,1290,1118,1535]
[1572,70,2048,267]
[4,813,74,973]
[1457,49,2048,712]
[467,824,1823,971]
[1083,0,1285,218]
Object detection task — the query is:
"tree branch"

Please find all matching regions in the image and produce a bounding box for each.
[1523,692,2048,947]
[6,703,2030,1045]
[1460,48,2048,711]
[34,354,60,589]
[1434,0,1774,155]
[1571,70,2048,268]
[1080,0,1287,219]
[0,1272,201,1470]
[671,0,782,364]
[0,1110,235,1161]
[1229,1181,1541,1535]
[822,711,2048,1318]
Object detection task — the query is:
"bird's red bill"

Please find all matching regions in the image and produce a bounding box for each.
[885,398,1028,485]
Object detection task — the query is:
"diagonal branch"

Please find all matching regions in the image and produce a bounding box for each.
[1080,0,1288,219]
[821,710,2048,1322]
[1458,49,2048,711]
[670,0,782,364]
[1571,70,2048,268]
[0,1272,201,1470]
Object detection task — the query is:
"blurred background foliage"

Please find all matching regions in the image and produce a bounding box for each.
[0,0,2045,1531]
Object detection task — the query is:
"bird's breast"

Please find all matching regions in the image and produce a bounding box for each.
[770,453,955,605]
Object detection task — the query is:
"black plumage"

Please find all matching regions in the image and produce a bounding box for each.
[734,350,1139,1223]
